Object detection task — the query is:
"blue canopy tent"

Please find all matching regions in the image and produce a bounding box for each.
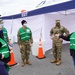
[0,0,75,20]
[0,0,75,54]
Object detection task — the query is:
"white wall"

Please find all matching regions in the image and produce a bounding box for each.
[3,15,45,42]
[44,13,75,50]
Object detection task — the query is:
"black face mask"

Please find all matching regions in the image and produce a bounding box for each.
[0,30,4,39]
[56,23,60,27]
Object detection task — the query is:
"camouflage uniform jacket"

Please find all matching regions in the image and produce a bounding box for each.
[50,25,69,36]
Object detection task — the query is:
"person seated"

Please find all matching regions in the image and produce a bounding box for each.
[0,25,10,73]
[0,55,9,75]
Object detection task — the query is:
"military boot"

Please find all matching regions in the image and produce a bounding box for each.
[21,60,25,67]
[51,59,57,63]
[26,60,32,65]
[56,60,61,65]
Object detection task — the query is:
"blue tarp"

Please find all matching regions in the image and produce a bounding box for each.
[1,0,75,20]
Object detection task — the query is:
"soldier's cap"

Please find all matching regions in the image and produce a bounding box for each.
[0,19,3,24]
[56,20,60,23]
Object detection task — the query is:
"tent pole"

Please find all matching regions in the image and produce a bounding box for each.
[10,16,13,34]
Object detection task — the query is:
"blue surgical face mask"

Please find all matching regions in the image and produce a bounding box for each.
[0,24,4,26]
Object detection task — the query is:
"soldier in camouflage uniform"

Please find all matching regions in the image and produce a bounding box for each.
[17,20,33,67]
[50,20,69,65]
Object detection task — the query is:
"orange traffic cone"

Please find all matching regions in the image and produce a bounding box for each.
[36,38,46,59]
[8,45,17,66]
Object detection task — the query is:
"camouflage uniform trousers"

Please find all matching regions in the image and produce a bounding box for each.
[20,41,31,61]
[52,36,63,60]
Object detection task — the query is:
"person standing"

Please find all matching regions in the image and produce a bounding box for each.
[50,20,69,65]
[0,19,10,44]
[59,32,75,68]
[17,20,33,67]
